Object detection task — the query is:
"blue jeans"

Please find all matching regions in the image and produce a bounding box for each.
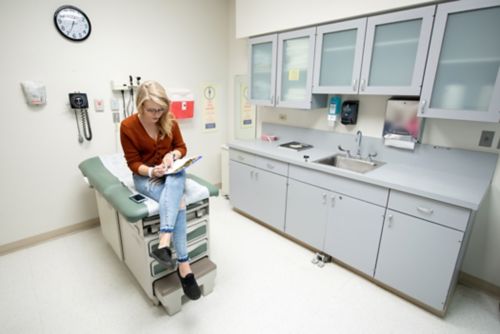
[133,170,189,263]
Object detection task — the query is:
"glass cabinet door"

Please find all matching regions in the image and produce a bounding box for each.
[249,34,277,106]
[420,0,500,122]
[276,27,317,109]
[360,6,435,95]
[313,19,366,94]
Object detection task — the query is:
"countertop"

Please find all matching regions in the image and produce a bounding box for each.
[228,123,499,211]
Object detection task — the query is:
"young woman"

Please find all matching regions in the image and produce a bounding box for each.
[120,80,200,300]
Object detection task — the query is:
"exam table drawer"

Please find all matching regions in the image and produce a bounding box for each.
[148,218,208,255]
[150,238,209,277]
[388,190,470,231]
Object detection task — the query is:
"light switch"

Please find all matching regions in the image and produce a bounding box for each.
[110,98,120,111]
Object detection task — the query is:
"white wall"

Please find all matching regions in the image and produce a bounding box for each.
[0,0,229,245]
[236,0,437,38]
[231,1,500,287]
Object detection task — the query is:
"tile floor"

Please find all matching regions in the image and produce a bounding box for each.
[1,196,499,334]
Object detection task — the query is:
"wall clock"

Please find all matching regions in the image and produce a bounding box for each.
[54,5,91,42]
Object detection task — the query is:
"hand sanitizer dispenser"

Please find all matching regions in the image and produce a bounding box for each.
[328,96,341,126]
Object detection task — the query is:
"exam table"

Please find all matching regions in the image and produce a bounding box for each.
[79,154,219,315]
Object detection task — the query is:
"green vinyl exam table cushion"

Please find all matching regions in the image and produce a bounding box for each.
[78,156,219,223]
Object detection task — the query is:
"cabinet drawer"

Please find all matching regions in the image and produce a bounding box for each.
[388,190,470,231]
[229,149,256,166]
[254,155,288,176]
[289,165,388,206]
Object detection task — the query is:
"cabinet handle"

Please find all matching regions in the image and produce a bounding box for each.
[419,99,426,114]
[266,163,275,170]
[255,172,259,180]
[387,214,393,228]
[238,155,245,161]
[361,79,366,91]
[417,206,434,215]
[271,95,275,105]
[352,79,357,92]
[250,170,254,178]
[322,194,327,204]
[331,196,335,207]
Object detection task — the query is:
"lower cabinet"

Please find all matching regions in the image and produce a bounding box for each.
[286,178,385,276]
[285,179,328,250]
[229,160,287,231]
[323,194,385,276]
[374,209,464,310]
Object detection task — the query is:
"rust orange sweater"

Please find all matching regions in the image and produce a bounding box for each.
[120,114,187,174]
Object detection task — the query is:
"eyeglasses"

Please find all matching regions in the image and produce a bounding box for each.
[144,108,165,114]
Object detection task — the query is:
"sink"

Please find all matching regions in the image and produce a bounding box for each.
[314,154,385,173]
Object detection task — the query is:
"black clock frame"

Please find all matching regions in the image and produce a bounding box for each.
[53,5,92,42]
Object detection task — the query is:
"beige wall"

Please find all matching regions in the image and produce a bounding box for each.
[229,1,500,287]
[0,0,229,245]
[235,0,437,38]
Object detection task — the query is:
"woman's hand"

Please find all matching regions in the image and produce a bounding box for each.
[151,164,167,177]
[162,152,175,169]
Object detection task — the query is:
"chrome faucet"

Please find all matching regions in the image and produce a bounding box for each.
[355,130,362,158]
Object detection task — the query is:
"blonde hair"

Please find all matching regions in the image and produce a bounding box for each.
[136,80,175,138]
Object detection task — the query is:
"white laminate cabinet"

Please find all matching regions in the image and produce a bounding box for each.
[229,151,288,231]
[312,6,434,96]
[419,0,500,122]
[313,18,367,94]
[375,209,464,311]
[285,179,329,250]
[276,27,327,109]
[249,28,327,109]
[359,6,435,95]
[248,34,278,106]
[285,176,386,273]
[229,160,257,216]
[323,194,385,276]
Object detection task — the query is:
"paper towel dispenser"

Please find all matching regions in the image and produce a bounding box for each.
[383,98,423,150]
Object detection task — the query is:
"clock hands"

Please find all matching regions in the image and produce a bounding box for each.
[68,20,75,34]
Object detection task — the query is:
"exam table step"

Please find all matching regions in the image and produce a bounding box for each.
[154,256,217,315]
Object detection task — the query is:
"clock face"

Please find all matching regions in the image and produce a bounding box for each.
[54,5,91,41]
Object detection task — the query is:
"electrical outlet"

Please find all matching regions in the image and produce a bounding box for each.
[279,113,287,121]
[478,130,494,147]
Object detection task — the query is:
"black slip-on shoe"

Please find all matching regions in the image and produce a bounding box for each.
[177,268,201,300]
[151,247,175,269]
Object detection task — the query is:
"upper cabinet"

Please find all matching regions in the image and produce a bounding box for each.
[313,19,367,94]
[360,6,434,95]
[248,34,278,107]
[249,28,327,109]
[419,0,500,122]
[313,6,434,96]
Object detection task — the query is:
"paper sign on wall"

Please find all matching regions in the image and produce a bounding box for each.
[240,84,255,128]
[201,83,218,132]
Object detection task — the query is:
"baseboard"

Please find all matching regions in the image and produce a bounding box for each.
[0,218,100,256]
[458,271,500,299]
